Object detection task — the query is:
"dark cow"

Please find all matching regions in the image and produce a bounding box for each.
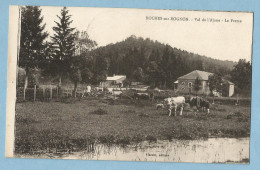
[189,96,210,114]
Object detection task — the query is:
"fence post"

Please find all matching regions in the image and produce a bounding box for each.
[50,87,53,100]
[23,87,26,101]
[43,87,45,101]
[34,85,36,101]
[57,86,59,99]
[236,94,239,105]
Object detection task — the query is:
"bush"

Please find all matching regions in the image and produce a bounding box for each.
[115,136,131,146]
[138,113,149,117]
[146,135,157,143]
[98,135,115,144]
[90,108,108,115]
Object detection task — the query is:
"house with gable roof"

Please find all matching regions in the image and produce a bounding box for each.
[174,70,213,95]
[174,70,234,96]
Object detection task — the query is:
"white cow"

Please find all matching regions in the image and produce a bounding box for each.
[164,96,185,116]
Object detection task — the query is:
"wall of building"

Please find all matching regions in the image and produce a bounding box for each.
[177,79,211,95]
[229,84,235,97]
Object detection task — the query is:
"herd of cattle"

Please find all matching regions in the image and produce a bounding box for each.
[133,92,210,116]
[157,96,210,116]
[83,88,210,116]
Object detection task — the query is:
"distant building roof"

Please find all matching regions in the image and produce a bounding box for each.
[178,70,213,81]
[106,75,126,81]
[222,79,234,85]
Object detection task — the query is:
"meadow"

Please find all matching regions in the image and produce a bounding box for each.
[14,97,251,154]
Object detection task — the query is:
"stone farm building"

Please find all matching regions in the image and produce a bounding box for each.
[174,70,235,97]
[100,75,126,88]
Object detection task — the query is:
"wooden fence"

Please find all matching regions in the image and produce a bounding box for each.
[16,86,87,102]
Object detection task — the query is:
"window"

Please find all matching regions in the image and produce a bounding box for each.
[188,82,192,88]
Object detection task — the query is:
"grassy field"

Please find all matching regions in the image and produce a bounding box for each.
[15,97,251,154]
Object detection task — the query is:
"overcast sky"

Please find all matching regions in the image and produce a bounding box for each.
[38,6,253,62]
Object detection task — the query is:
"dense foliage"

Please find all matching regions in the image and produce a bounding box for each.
[19,6,48,88]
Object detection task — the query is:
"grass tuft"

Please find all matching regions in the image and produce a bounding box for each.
[90,108,108,115]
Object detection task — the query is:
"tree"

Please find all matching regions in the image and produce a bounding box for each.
[69,57,82,97]
[91,56,110,85]
[51,7,76,87]
[123,79,132,89]
[145,61,164,88]
[193,76,202,95]
[74,30,97,55]
[208,73,223,103]
[19,6,48,89]
[230,59,251,93]
[133,67,145,82]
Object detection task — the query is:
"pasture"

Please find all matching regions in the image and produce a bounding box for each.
[14,97,251,154]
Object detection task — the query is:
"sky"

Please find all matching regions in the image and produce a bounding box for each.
[38,6,253,62]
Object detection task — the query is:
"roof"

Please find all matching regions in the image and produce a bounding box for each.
[106,75,126,81]
[178,70,213,81]
[222,79,234,85]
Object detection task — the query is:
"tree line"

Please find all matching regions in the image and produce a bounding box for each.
[18,6,252,96]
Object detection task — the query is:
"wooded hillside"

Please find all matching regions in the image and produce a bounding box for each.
[89,35,235,88]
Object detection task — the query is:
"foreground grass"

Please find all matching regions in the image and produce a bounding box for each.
[15,97,251,154]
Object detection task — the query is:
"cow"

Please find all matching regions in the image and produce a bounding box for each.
[164,96,185,116]
[189,96,210,114]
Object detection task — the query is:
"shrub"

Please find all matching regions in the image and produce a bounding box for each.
[90,108,108,115]
[115,136,131,146]
[146,135,157,143]
[98,135,115,144]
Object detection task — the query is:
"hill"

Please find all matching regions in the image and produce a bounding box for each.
[89,35,235,88]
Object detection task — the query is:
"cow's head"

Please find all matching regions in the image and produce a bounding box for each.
[164,98,172,106]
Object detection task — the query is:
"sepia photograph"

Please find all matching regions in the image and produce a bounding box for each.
[6,5,253,164]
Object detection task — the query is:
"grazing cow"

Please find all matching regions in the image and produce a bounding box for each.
[113,91,122,96]
[164,96,185,116]
[189,96,210,114]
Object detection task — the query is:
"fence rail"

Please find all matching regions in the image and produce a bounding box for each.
[16,85,76,102]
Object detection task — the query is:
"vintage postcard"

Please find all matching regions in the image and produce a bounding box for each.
[6,5,253,164]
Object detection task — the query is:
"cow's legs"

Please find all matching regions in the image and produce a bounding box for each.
[174,106,177,116]
[168,108,172,116]
[180,104,183,116]
[207,108,210,114]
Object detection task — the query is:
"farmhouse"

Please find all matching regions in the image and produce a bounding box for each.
[100,74,126,88]
[174,70,235,96]
[174,70,213,95]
